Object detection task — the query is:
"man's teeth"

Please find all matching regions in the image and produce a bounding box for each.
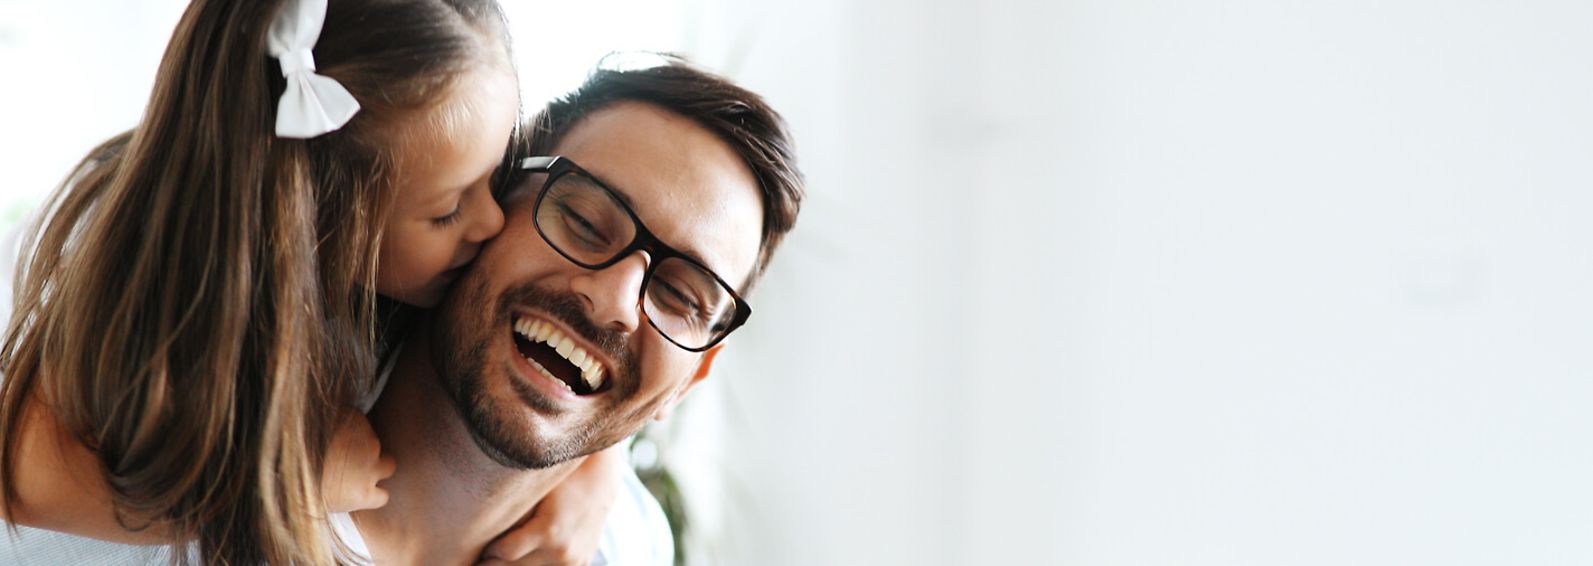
[513,316,607,392]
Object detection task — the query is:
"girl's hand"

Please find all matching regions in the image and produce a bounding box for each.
[321,408,396,513]
[478,443,627,565]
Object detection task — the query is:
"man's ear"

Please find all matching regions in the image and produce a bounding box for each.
[653,344,724,421]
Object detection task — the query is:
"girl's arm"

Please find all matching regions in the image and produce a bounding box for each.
[1,396,171,544]
[3,398,394,543]
[478,442,627,565]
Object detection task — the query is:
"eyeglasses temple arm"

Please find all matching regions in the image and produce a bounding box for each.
[519,156,559,171]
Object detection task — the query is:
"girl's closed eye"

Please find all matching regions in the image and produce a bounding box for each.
[431,206,463,227]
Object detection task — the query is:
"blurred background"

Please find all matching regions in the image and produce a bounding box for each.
[3,0,1592,564]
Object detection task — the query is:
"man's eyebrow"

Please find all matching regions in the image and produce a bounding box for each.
[585,166,723,272]
[583,168,639,209]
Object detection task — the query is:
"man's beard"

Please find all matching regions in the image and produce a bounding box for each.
[430,275,641,470]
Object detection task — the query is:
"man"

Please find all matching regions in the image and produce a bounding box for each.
[0,59,803,565]
[349,59,803,564]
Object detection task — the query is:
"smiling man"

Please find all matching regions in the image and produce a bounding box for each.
[351,59,804,565]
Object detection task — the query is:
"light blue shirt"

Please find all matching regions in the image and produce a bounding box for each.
[321,448,674,566]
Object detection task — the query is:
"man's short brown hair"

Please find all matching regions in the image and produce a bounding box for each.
[522,55,804,291]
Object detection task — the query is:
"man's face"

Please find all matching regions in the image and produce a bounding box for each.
[430,101,764,469]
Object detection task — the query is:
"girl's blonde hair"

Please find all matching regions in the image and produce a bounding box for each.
[0,0,512,563]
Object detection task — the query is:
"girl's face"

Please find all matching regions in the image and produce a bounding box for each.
[377,64,519,307]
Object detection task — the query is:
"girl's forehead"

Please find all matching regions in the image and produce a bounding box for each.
[392,67,519,203]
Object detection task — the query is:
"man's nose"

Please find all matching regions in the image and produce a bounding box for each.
[571,250,650,334]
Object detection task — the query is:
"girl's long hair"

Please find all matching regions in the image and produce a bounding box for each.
[0,0,510,563]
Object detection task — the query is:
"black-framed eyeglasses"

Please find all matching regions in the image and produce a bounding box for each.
[515,156,752,352]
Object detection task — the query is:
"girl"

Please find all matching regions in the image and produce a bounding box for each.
[0,0,621,563]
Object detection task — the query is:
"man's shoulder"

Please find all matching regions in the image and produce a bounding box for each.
[594,465,674,566]
[327,464,673,566]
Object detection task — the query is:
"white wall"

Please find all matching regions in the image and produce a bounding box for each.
[703,0,1593,564]
[0,0,188,219]
[5,1,1592,565]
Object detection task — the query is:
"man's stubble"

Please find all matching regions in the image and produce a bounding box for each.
[428,273,647,470]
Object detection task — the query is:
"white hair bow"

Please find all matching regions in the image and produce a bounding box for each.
[268,0,360,139]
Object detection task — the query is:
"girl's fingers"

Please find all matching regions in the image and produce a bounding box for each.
[482,522,544,561]
[364,483,389,510]
[376,452,397,479]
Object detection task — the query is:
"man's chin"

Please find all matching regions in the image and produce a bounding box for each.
[463,421,570,470]
[456,384,593,470]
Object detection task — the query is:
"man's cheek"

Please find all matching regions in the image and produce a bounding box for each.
[636,348,695,398]
[493,247,561,286]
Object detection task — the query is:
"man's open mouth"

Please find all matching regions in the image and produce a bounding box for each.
[511,314,610,396]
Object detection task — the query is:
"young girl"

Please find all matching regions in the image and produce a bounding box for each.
[0,0,622,563]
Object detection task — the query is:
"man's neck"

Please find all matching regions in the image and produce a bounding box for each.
[353,327,579,566]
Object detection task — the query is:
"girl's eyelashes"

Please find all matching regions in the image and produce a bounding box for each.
[430,207,463,227]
